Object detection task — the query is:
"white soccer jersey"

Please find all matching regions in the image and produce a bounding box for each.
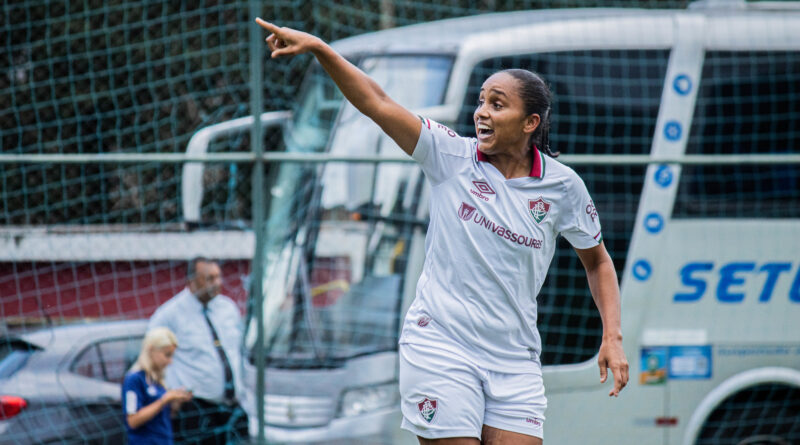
[399,117,603,372]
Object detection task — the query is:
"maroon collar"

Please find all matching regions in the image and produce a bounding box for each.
[476,145,545,179]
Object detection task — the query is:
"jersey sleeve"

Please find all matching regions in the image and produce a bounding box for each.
[411,116,472,186]
[122,373,144,416]
[556,172,603,249]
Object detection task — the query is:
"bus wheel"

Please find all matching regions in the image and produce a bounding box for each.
[695,383,800,445]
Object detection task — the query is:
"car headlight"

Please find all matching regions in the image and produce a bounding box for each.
[338,381,399,418]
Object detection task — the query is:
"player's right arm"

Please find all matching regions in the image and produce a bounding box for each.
[255,18,421,156]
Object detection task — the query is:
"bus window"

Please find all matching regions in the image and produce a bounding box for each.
[674,51,800,219]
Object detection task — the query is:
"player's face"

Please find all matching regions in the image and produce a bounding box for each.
[474,72,540,156]
[151,344,176,371]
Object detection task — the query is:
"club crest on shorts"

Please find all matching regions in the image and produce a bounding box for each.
[458,202,477,221]
[528,197,551,224]
[417,397,438,423]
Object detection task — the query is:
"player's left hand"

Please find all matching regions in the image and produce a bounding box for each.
[598,335,628,397]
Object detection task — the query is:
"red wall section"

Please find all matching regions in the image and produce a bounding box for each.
[0,260,250,323]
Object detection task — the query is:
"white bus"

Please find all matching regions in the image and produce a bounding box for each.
[233,1,800,443]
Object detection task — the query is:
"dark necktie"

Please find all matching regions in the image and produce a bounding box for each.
[202,304,236,403]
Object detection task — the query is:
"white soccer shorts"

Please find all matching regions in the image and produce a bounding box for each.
[399,342,546,440]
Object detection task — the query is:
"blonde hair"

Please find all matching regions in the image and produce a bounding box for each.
[131,327,178,386]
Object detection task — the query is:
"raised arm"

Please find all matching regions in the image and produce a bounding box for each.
[256,18,421,155]
[574,242,629,397]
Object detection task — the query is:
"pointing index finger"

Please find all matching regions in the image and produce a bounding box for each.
[255,18,279,33]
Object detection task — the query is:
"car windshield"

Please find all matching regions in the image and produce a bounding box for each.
[249,55,452,368]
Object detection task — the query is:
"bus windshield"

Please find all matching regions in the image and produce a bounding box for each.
[249,55,452,368]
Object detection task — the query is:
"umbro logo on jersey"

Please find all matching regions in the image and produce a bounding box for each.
[586,200,598,222]
[529,197,551,224]
[526,417,542,427]
[436,122,458,138]
[470,180,495,202]
[472,180,495,195]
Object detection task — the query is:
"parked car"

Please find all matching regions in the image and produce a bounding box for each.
[0,320,147,444]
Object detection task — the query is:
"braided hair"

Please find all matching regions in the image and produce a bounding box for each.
[499,69,559,158]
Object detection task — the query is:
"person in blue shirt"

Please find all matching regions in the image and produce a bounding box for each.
[122,327,193,445]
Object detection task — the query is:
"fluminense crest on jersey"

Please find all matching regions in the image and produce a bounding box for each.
[418,397,438,423]
[528,197,551,224]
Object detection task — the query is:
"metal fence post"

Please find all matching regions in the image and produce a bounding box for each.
[248,1,267,443]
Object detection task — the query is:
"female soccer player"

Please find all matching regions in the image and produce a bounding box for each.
[256,18,629,445]
[122,327,193,445]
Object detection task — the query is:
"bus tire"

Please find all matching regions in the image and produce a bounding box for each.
[694,383,800,445]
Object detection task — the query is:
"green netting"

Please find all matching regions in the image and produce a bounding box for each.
[675,50,800,218]
[1,0,252,225]
[1,0,691,227]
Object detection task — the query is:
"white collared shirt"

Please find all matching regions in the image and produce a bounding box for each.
[399,118,602,373]
[148,287,243,402]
